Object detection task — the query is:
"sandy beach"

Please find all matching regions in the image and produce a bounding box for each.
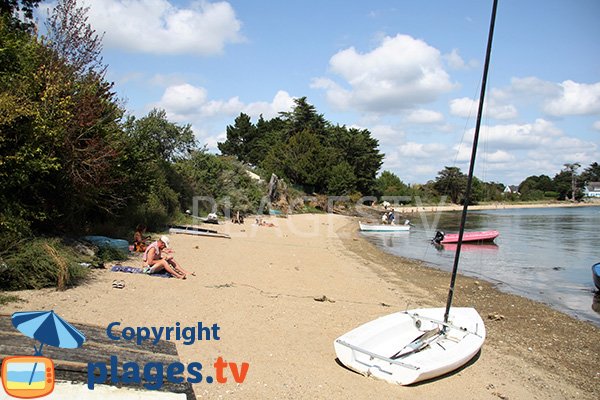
[2,213,599,399]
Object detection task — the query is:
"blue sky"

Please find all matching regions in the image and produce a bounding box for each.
[39,0,599,185]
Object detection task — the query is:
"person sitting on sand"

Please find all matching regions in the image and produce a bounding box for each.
[142,236,189,279]
[133,224,151,252]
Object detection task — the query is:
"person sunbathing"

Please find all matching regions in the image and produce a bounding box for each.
[142,236,189,279]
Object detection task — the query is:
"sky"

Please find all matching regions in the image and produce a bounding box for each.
[37,0,600,185]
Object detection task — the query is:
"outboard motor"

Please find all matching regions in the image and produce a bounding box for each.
[433,230,445,244]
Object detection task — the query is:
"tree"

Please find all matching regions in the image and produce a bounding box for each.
[562,163,581,201]
[330,126,384,195]
[280,96,328,140]
[376,171,409,197]
[218,113,256,163]
[44,0,105,77]
[580,162,600,184]
[328,161,357,196]
[221,97,383,195]
[434,167,468,204]
[0,0,42,32]
[124,108,196,162]
[518,174,555,200]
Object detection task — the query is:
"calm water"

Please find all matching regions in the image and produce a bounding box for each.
[361,206,600,326]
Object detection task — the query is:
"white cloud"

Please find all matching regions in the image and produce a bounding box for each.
[449,97,476,118]
[443,48,477,70]
[159,83,208,115]
[315,34,456,113]
[368,124,405,145]
[153,84,295,149]
[491,77,600,117]
[449,96,517,120]
[508,76,560,98]
[242,90,296,120]
[543,80,600,116]
[405,109,444,124]
[593,121,600,131]
[397,142,446,159]
[463,119,560,150]
[80,0,243,55]
[157,84,294,121]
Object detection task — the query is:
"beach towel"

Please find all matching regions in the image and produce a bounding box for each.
[110,265,172,278]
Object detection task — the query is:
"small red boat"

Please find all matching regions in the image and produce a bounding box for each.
[433,230,499,244]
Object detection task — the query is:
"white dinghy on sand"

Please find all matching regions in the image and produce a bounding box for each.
[334,307,485,385]
[334,0,498,385]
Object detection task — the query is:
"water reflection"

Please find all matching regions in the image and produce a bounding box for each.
[360,231,410,248]
[433,243,499,253]
[592,292,600,314]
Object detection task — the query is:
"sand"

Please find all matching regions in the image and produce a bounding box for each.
[3,213,599,399]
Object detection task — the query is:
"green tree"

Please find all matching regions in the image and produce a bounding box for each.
[174,150,263,215]
[328,161,357,196]
[281,129,331,192]
[0,0,42,32]
[218,112,256,163]
[376,171,409,197]
[280,96,328,140]
[434,167,467,204]
[553,164,583,201]
[519,174,555,200]
[580,162,600,184]
[329,126,383,195]
[123,108,196,162]
[0,2,130,234]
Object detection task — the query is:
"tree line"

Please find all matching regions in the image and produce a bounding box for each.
[0,0,263,248]
[373,162,600,206]
[217,97,384,196]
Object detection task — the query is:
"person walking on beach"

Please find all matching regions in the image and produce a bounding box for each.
[142,236,189,279]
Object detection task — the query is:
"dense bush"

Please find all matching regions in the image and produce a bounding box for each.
[0,238,89,291]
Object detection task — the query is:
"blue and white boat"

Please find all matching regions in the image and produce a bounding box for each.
[593,262,600,291]
[359,221,411,232]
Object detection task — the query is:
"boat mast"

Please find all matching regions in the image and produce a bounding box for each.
[443,0,498,326]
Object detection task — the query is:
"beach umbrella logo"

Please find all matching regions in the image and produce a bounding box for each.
[1,310,86,398]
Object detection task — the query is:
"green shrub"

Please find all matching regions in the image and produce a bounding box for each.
[0,238,89,291]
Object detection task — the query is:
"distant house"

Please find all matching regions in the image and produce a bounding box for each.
[503,185,520,195]
[584,182,600,197]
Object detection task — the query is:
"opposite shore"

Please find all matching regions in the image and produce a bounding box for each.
[379,198,600,214]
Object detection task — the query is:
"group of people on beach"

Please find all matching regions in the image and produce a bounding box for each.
[133,224,190,279]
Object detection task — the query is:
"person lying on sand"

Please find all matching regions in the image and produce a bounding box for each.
[142,235,190,279]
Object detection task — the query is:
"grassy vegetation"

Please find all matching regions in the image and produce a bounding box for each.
[0,238,90,291]
[0,292,21,306]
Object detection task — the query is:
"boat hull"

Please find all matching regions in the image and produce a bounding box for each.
[441,230,499,244]
[593,262,600,291]
[359,222,410,232]
[334,307,485,385]
[169,227,231,239]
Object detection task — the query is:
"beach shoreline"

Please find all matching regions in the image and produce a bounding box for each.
[1,213,598,399]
